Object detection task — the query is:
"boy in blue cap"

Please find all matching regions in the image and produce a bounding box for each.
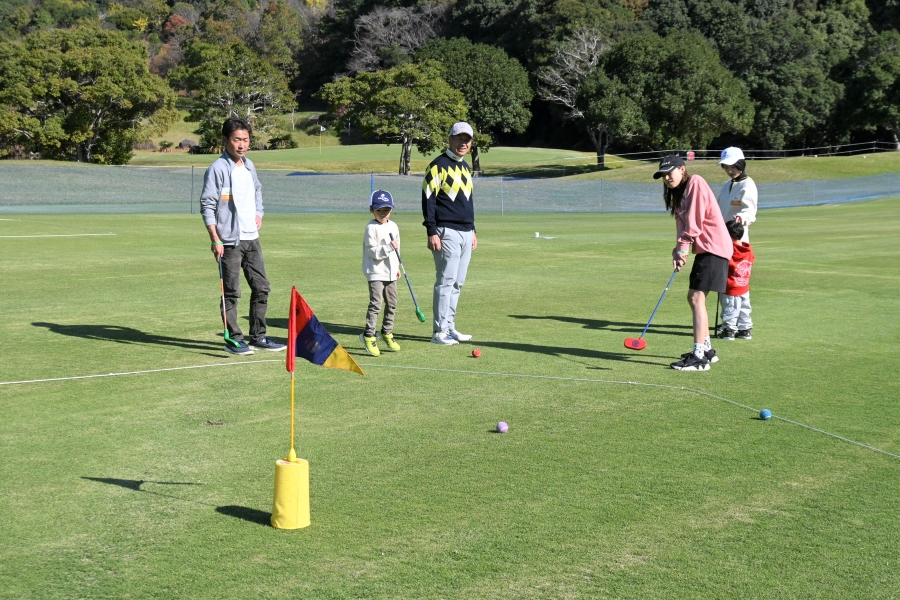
[360,190,402,356]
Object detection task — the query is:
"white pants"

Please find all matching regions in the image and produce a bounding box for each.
[431,228,473,333]
[721,292,752,330]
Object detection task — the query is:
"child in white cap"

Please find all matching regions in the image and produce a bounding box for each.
[360,190,402,356]
[716,147,758,339]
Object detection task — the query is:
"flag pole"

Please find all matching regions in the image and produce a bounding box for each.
[288,372,297,462]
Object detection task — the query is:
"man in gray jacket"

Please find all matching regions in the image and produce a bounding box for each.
[200,118,285,355]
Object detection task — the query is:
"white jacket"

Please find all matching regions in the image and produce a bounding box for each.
[362,220,401,282]
[717,176,758,242]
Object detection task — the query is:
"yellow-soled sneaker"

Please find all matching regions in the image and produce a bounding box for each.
[359,334,380,357]
[378,332,401,351]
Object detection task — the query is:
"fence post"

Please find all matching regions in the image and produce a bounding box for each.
[190,166,194,214]
[500,176,504,215]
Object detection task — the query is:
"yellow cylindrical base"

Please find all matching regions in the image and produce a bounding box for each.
[271,459,310,529]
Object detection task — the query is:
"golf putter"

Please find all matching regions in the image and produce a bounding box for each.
[217,257,240,348]
[624,269,678,351]
[390,234,427,323]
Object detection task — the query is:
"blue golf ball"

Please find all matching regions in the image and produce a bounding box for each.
[760,409,772,421]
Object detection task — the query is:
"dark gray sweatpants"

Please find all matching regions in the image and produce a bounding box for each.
[222,239,270,343]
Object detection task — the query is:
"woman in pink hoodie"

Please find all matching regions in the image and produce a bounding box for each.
[653,155,732,371]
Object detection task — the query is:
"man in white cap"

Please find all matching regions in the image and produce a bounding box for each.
[421,122,477,345]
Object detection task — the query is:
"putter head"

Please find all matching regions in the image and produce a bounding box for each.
[415,308,427,323]
[624,337,646,351]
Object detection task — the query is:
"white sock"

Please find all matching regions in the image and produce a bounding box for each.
[703,336,711,351]
[694,343,705,358]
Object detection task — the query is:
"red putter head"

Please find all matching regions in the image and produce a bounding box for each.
[624,337,647,351]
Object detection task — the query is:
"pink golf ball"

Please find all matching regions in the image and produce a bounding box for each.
[497,421,508,434]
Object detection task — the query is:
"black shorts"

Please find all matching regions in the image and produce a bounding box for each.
[689,253,728,293]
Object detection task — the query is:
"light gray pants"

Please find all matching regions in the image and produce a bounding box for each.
[431,228,473,333]
[365,280,397,337]
[721,292,752,330]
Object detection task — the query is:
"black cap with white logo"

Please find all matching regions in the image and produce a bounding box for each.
[653,155,686,179]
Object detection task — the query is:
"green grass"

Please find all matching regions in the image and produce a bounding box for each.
[125,141,898,182]
[567,151,900,183]
[127,143,599,175]
[15,106,897,179]
[2,199,899,598]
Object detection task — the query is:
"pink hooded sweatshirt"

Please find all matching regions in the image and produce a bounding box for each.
[674,175,732,260]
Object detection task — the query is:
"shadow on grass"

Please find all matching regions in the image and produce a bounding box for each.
[271,319,668,366]
[33,322,224,351]
[82,477,202,491]
[216,505,271,526]
[510,315,693,336]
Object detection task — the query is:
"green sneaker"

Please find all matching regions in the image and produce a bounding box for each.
[359,333,380,357]
[378,331,401,351]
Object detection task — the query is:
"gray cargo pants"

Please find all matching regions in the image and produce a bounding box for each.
[365,280,398,337]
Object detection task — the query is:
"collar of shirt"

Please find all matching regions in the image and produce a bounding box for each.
[445,149,464,162]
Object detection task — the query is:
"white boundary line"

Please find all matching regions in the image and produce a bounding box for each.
[0,233,116,238]
[3,360,897,461]
[360,364,900,461]
[0,360,281,386]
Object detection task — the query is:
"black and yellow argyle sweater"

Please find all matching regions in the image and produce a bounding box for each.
[421,150,475,237]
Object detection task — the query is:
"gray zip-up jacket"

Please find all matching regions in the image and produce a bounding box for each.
[199,151,264,244]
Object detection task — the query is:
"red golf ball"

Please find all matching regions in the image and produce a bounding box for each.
[472,349,481,358]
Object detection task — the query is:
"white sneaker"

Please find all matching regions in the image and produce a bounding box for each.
[430,331,459,345]
[449,329,472,342]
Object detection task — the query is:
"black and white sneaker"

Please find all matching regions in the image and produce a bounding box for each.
[718,327,736,340]
[735,329,752,340]
[681,348,719,363]
[671,352,710,371]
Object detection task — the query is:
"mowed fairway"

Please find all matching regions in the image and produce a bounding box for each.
[1,199,898,599]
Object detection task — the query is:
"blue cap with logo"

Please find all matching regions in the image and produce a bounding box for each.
[370,190,394,209]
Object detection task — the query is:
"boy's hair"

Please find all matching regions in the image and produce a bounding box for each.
[726,219,744,240]
[663,172,692,215]
[222,118,252,139]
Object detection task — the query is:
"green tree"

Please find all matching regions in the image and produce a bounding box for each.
[576,31,754,153]
[537,27,610,164]
[842,30,900,147]
[318,61,468,175]
[415,37,533,172]
[252,0,305,78]
[449,0,636,68]
[40,0,98,28]
[170,40,294,148]
[733,15,843,148]
[866,0,900,33]
[0,26,177,163]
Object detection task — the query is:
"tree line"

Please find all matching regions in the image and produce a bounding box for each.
[0,0,897,171]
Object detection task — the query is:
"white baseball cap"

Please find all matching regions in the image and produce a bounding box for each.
[718,147,745,165]
[449,122,474,138]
